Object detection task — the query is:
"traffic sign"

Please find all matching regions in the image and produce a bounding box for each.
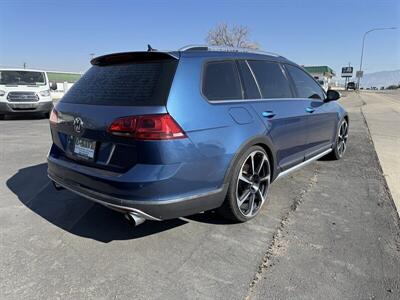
[341,67,353,78]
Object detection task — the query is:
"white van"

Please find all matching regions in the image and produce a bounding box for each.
[0,68,55,119]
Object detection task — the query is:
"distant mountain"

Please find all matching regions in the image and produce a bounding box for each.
[358,70,400,88]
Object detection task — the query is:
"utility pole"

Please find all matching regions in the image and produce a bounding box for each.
[357,27,397,89]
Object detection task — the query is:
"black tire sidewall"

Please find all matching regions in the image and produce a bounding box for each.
[226,145,269,222]
[332,118,348,159]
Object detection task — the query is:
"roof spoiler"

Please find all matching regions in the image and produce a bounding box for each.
[91,51,179,66]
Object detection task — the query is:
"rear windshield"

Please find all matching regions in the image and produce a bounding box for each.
[61,60,177,106]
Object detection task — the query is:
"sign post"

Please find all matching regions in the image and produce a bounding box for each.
[341,66,353,90]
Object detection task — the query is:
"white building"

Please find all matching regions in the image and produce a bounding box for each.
[304,66,336,90]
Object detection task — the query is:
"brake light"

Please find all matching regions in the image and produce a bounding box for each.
[108,114,186,140]
[49,108,59,124]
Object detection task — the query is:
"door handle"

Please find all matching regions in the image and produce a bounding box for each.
[262,111,276,118]
[305,107,315,113]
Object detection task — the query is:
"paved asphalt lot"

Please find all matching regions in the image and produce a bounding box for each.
[0,92,399,299]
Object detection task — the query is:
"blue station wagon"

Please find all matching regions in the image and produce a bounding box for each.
[47,45,348,225]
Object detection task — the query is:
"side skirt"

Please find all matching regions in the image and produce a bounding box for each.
[275,148,332,181]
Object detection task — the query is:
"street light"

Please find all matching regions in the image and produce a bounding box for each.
[357,27,397,89]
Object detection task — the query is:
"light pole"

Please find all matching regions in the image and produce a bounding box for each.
[357,27,397,89]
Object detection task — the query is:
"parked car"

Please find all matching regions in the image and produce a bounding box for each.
[0,68,55,119]
[48,46,348,225]
[346,81,356,90]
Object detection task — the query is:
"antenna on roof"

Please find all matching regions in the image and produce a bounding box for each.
[147,44,157,52]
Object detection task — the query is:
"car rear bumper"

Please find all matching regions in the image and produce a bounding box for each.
[0,101,53,114]
[47,155,228,220]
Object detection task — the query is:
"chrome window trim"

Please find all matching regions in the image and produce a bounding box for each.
[207,97,309,104]
[244,60,263,98]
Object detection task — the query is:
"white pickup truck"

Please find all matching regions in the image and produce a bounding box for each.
[0,68,55,119]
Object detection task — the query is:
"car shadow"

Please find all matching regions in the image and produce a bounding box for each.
[184,210,236,225]
[6,163,189,243]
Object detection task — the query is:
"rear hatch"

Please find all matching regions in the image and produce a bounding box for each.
[49,51,179,173]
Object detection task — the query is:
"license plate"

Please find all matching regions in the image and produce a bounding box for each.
[73,137,96,159]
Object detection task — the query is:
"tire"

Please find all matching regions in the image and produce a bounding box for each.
[327,118,348,160]
[0,114,5,120]
[44,112,50,119]
[218,145,271,222]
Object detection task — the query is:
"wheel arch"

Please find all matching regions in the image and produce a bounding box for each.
[222,135,278,186]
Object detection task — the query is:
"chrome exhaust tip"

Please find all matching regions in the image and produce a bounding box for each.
[124,212,146,226]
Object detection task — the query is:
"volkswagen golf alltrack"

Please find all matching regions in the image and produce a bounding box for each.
[47,45,348,225]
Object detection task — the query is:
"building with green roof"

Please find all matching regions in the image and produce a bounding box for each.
[303,66,336,90]
[304,66,335,77]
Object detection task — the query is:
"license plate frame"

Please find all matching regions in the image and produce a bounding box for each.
[73,137,96,160]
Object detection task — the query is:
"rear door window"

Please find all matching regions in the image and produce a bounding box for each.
[247,60,292,99]
[237,60,261,99]
[285,64,325,100]
[61,60,177,106]
[202,60,243,101]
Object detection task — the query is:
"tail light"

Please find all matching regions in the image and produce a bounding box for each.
[49,108,59,124]
[108,114,186,140]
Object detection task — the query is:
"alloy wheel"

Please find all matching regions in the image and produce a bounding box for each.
[236,150,270,217]
[337,120,348,157]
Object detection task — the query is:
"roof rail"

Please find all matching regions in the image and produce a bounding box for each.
[179,45,209,51]
[179,44,281,57]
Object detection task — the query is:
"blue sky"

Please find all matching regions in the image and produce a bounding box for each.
[0,0,399,76]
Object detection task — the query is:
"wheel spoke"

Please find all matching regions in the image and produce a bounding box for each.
[257,189,265,204]
[337,141,343,153]
[239,174,252,185]
[339,141,345,154]
[247,194,255,215]
[250,153,255,175]
[255,155,265,175]
[260,174,270,182]
[238,189,251,206]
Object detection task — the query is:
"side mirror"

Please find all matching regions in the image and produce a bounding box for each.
[50,82,57,91]
[325,89,340,102]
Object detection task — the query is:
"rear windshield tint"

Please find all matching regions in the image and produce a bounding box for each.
[61,60,177,106]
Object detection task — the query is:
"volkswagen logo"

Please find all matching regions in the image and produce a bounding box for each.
[73,117,84,133]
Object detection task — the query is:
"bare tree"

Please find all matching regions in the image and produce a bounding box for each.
[206,23,259,49]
